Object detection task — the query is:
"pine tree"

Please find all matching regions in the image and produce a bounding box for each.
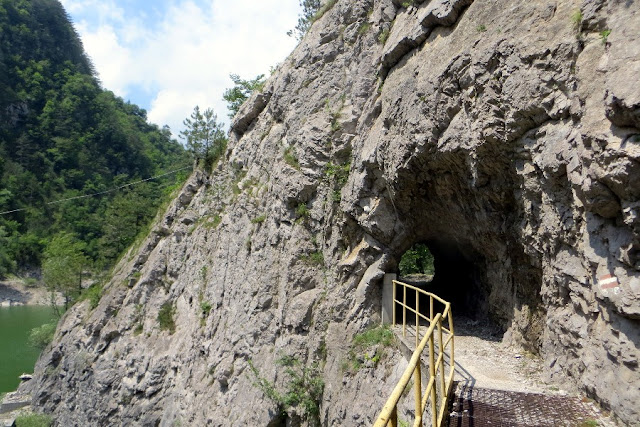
[288,0,322,40]
[222,74,265,118]
[179,106,227,171]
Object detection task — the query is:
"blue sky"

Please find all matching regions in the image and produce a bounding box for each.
[59,0,301,135]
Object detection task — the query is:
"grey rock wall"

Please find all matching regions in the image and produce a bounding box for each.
[29,0,639,425]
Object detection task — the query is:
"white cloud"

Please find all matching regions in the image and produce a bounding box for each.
[76,24,131,96]
[60,0,125,24]
[61,0,300,136]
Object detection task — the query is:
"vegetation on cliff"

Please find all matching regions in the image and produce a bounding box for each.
[0,0,189,277]
[222,74,266,118]
[180,106,226,172]
[288,0,337,40]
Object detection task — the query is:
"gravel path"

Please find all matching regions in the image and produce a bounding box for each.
[453,317,548,394]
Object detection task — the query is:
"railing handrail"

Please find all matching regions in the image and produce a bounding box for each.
[373,280,455,427]
[374,313,443,426]
[390,281,451,307]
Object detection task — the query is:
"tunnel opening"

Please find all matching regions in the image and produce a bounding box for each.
[395,240,490,325]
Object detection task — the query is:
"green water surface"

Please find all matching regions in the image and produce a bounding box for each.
[0,305,56,393]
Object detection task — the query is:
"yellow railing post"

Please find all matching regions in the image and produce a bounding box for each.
[438,316,446,403]
[403,285,407,338]
[429,330,437,427]
[414,363,422,425]
[415,289,419,349]
[429,295,434,322]
[449,311,455,375]
[392,281,396,327]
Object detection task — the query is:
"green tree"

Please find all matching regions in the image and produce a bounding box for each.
[179,106,227,170]
[0,225,16,277]
[288,0,321,40]
[222,73,266,118]
[28,322,56,350]
[97,183,158,265]
[398,243,435,276]
[0,189,16,277]
[42,232,88,309]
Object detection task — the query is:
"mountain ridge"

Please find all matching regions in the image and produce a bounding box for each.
[0,0,189,275]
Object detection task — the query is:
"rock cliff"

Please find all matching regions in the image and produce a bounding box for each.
[29,0,639,425]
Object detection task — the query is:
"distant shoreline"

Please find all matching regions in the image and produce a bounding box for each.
[0,280,63,307]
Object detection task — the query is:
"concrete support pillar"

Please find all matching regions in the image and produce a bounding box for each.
[382,273,396,325]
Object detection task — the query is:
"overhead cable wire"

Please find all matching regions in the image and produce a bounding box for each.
[0,164,193,217]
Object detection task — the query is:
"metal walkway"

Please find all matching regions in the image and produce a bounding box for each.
[447,383,604,427]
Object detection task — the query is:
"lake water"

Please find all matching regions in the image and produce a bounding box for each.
[0,305,56,393]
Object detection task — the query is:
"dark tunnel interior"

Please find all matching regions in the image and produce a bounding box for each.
[395,240,488,323]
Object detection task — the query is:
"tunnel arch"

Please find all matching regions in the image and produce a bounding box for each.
[359,132,547,352]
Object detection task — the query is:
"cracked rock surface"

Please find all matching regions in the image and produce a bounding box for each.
[27,0,639,425]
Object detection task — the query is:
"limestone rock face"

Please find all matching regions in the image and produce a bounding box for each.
[30,0,639,425]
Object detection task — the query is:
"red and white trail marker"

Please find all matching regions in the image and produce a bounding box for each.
[599,274,621,295]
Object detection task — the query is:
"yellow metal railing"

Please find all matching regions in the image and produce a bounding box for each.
[374,280,455,427]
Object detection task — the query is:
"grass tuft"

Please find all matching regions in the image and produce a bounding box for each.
[311,0,338,24]
[251,214,267,224]
[15,413,53,427]
[78,283,103,309]
[284,146,300,170]
[352,325,395,348]
[203,215,222,229]
[157,302,176,334]
[324,162,350,187]
[248,357,324,423]
[344,325,395,373]
[295,203,310,220]
[300,251,324,267]
[358,22,371,35]
[378,27,390,44]
[571,9,583,34]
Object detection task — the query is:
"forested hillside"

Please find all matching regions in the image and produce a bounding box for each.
[0,0,190,276]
